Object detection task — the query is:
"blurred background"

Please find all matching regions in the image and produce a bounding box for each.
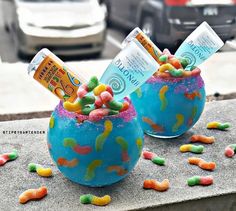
[0,0,236,121]
[1,0,236,62]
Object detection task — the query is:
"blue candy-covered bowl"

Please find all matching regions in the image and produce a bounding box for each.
[47,100,144,187]
[130,73,206,138]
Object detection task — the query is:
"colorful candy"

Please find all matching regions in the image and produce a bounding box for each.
[80,194,111,206]
[57,157,78,168]
[100,91,123,111]
[172,114,184,132]
[187,176,213,186]
[142,117,164,132]
[95,120,113,151]
[85,160,102,181]
[28,163,53,177]
[107,165,128,176]
[180,144,204,154]
[143,179,170,192]
[63,138,92,154]
[225,144,236,158]
[143,151,165,166]
[159,85,168,111]
[190,135,215,144]
[19,186,47,204]
[0,149,18,166]
[89,108,118,122]
[207,121,230,130]
[188,157,216,171]
[116,137,130,162]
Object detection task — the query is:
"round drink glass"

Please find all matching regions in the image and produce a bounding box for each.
[47,99,144,187]
[130,71,206,138]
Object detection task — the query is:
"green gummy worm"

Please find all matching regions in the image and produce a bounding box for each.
[151,157,165,165]
[191,145,204,154]
[187,176,201,186]
[108,100,123,111]
[28,163,39,172]
[80,194,93,204]
[8,149,18,160]
[219,123,230,130]
[87,76,99,91]
[159,55,168,62]
[80,96,95,106]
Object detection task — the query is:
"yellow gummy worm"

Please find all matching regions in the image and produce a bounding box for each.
[36,167,53,177]
[159,63,175,73]
[92,195,111,206]
[93,84,107,96]
[85,160,102,181]
[172,114,184,132]
[159,85,168,111]
[63,101,82,112]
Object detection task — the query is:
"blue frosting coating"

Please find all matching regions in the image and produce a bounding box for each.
[130,75,206,137]
[47,103,144,187]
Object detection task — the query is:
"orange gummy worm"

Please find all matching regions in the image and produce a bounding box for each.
[19,186,47,204]
[190,135,215,144]
[188,157,216,171]
[143,179,169,192]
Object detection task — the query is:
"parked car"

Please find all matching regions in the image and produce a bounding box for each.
[2,0,107,57]
[105,0,236,49]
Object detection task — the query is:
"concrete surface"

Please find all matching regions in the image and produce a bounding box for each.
[1,51,236,120]
[0,99,235,211]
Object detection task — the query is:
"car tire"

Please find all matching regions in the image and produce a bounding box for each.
[140,16,156,42]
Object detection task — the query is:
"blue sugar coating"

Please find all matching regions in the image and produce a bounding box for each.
[130,75,206,137]
[47,103,144,187]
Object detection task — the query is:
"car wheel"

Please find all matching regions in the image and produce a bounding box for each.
[141,16,155,41]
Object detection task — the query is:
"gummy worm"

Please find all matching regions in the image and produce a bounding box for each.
[63,138,92,155]
[49,116,55,128]
[77,76,99,98]
[135,88,142,98]
[136,138,143,156]
[57,157,78,168]
[107,165,128,176]
[143,179,170,192]
[180,144,204,154]
[190,135,215,144]
[143,151,165,166]
[207,121,230,130]
[225,144,236,158]
[142,117,164,132]
[184,91,201,100]
[188,106,197,126]
[85,160,102,181]
[0,149,18,166]
[187,176,213,186]
[89,108,118,122]
[28,163,53,177]
[95,120,113,151]
[80,194,111,206]
[116,137,130,162]
[19,186,47,204]
[159,85,168,111]
[172,114,184,132]
[188,157,216,171]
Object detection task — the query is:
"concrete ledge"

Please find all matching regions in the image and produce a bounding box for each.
[0,99,236,211]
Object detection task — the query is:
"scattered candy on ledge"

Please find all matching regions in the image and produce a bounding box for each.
[143,179,170,192]
[180,144,204,154]
[19,186,47,204]
[190,135,215,144]
[207,121,230,130]
[80,194,111,206]
[225,144,236,158]
[0,149,18,166]
[187,176,213,186]
[143,151,165,166]
[188,157,216,171]
[28,163,53,177]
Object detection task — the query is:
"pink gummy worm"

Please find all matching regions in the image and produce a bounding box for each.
[0,154,9,166]
[200,176,213,185]
[73,145,92,155]
[88,108,110,122]
[143,151,156,160]
[77,84,88,98]
[225,147,235,158]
